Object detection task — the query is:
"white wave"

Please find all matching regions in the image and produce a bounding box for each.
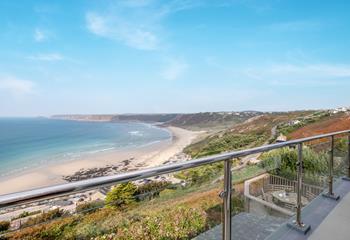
[86,147,116,154]
[129,131,144,136]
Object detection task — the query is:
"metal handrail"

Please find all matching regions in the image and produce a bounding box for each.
[1,129,348,207]
[0,129,349,239]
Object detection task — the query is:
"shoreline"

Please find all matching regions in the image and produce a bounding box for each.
[0,126,201,195]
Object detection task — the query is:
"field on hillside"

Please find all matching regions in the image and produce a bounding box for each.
[288,112,350,139]
[184,111,314,158]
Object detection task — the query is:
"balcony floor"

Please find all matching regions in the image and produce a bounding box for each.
[308,189,350,240]
[267,177,350,240]
[195,178,350,240]
[193,212,283,240]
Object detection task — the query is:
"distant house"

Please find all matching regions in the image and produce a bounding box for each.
[292,120,301,125]
[332,107,348,114]
[276,134,287,143]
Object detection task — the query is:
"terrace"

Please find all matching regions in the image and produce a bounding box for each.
[1,130,350,239]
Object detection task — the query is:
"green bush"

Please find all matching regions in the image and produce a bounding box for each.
[0,221,10,232]
[135,181,170,201]
[105,183,137,210]
[259,146,328,178]
[175,162,224,186]
[22,208,66,227]
[335,137,347,152]
[76,200,105,214]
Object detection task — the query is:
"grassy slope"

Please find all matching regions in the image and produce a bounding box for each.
[166,111,262,131]
[184,111,314,158]
[7,183,244,240]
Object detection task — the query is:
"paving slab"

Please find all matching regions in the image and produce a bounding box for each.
[266,178,350,240]
[308,192,350,240]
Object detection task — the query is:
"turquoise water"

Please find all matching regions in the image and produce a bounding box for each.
[0,118,171,177]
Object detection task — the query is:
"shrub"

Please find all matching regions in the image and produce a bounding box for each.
[9,215,79,240]
[0,221,10,232]
[76,200,105,214]
[105,183,137,210]
[22,208,66,227]
[135,181,170,201]
[259,146,328,179]
[11,210,42,221]
[335,137,347,152]
[174,162,224,186]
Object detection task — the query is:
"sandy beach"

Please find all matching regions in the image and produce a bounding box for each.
[0,126,201,195]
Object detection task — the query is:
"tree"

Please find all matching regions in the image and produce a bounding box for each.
[105,182,137,210]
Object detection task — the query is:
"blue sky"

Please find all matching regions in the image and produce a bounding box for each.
[1,0,350,116]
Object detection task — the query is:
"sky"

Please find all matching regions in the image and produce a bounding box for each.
[1,0,350,116]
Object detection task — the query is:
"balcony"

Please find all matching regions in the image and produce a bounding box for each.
[1,130,350,239]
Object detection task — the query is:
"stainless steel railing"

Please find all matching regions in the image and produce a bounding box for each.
[1,129,350,239]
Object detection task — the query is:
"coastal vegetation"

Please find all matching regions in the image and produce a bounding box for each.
[21,209,67,228]
[174,163,224,185]
[105,181,172,210]
[6,184,244,240]
[105,183,137,210]
[184,111,317,158]
[259,146,329,179]
[184,133,267,158]
[276,111,331,136]
[11,210,41,221]
[0,221,10,233]
[76,200,105,214]
[177,112,316,188]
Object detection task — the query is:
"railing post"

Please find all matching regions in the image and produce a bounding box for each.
[296,144,303,226]
[222,159,232,240]
[287,143,310,234]
[343,132,350,181]
[322,136,340,200]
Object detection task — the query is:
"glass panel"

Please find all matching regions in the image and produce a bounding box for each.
[333,134,349,178]
[266,136,342,239]
[235,137,338,240]
[231,148,291,240]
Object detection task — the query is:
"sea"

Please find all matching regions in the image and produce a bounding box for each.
[0,118,172,177]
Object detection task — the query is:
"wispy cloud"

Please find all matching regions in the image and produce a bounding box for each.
[0,76,35,96]
[86,12,158,50]
[161,58,188,80]
[27,53,64,61]
[34,28,48,42]
[85,0,202,51]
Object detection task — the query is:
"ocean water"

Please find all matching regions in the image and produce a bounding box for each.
[0,118,171,177]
